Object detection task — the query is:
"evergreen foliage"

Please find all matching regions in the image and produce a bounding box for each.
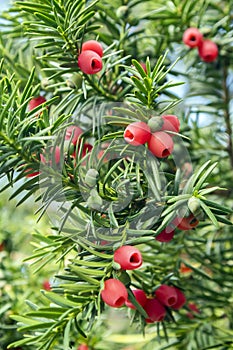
[0,0,232,349]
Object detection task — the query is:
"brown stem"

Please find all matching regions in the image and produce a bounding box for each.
[222,63,233,169]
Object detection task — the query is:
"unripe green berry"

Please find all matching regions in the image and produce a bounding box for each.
[87,188,103,210]
[188,197,202,217]
[112,261,121,270]
[41,78,50,89]
[116,5,128,19]
[148,116,164,132]
[84,168,99,187]
[128,16,139,26]
[66,73,83,89]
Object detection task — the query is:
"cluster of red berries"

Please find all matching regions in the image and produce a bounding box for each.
[40,126,92,169]
[78,40,103,75]
[100,245,186,323]
[183,27,218,63]
[124,114,180,158]
[135,284,186,323]
[101,279,186,323]
[25,96,92,177]
[101,245,142,307]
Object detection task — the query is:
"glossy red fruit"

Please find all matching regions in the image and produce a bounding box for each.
[161,115,180,134]
[148,131,174,158]
[25,169,40,178]
[144,298,166,322]
[77,344,89,350]
[124,121,151,146]
[72,143,93,160]
[28,96,46,111]
[179,262,193,274]
[82,40,103,57]
[101,278,128,307]
[188,302,200,313]
[114,245,143,270]
[78,50,102,74]
[187,302,200,319]
[171,287,186,309]
[82,143,93,157]
[173,214,199,230]
[155,228,175,242]
[198,39,218,62]
[140,62,147,73]
[183,28,203,48]
[40,146,61,166]
[65,126,83,145]
[125,289,147,309]
[155,285,178,307]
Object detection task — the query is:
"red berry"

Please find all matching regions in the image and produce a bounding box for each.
[148,131,174,158]
[65,126,83,145]
[28,96,46,111]
[140,62,147,73]
[101,278,128,307]
[173,214,199,230]
[188,302,200,313]
[78,50,102,74]
[155,285,178,307]
[40,146,61,166]
[179,263,193,274]
[82,143,93,157]
[186,311,194,319]
[171,287,186,309]
[72,143,93,166]
[82,40,103,57]
[187,302,200,318]
[42,280,51,291]
[114,245,143,270]
[72,143,93,159]
[161,115,180,134]
[144,298,166,322]
[25,169,41,178]
[198,39,218,62]
[77,345,89,350]
[183,28,203,48]
[155,228,175,242]
[125,289,147,309]
[124,121,151,146]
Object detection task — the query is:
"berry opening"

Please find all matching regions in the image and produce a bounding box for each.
[124,130,134,141]
[115,296,126,307]
[168,296,176,305]
[190,36,197,42]
[91,58,102,71]
[189,217,199,226]
[129,252,141,264]
[162,149,170,157]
